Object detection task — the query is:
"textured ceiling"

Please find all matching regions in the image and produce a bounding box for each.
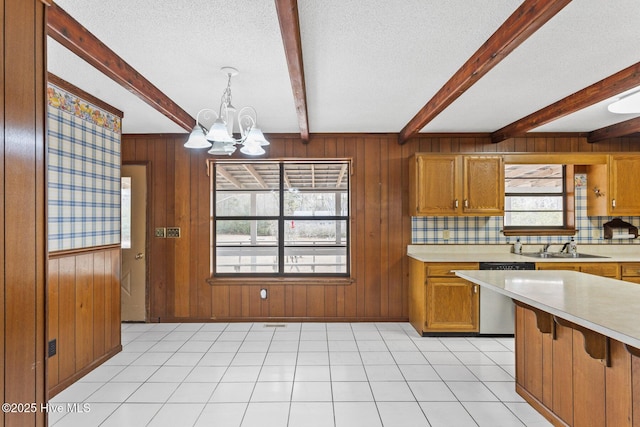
[48,0,640,136]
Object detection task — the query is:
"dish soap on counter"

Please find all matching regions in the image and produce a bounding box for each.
[513,238,522,254]
[569,237,577,255]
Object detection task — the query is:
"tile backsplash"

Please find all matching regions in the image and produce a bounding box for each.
[411,174,640,245]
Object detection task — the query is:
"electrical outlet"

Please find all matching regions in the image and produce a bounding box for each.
[592,228,600,239]
[166,227,181,238]
[48,339,57,357]
[443,230,450,240]
[155,227,166,238]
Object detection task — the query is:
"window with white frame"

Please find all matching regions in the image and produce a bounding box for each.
[211,160,350,276]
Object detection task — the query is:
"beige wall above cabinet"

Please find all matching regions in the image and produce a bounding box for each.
[409,154,504,216]
[587,154,640,216]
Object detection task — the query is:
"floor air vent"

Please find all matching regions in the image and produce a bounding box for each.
[263,323,287,328]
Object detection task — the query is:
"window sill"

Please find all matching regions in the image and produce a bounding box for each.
[503,228,577,237]
[207,276,355,286]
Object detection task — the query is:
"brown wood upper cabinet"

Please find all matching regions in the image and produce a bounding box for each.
[587,154,640,216]
[409,154,504,216]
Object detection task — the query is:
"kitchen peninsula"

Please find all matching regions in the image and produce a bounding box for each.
[407,244,640,335]
[455,269,640,427]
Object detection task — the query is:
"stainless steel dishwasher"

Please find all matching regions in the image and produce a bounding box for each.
[478,262,535,335]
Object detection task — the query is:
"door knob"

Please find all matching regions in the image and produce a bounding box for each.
[135,253,144,260]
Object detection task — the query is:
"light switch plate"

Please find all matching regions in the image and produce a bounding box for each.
[155,227,166,238]
[167,227,181,238]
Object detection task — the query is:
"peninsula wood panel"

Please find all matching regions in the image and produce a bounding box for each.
[552,322,573,425]
[122,133,640,321]
[47,247,122,397]
[516,303,637,427]
[572,328,606,427]
[2,1,47,426]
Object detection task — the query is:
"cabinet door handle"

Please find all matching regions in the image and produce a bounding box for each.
[464,199,469,208]
[473,284,478,293]
[454,199,459,209]
[612,199,616,208]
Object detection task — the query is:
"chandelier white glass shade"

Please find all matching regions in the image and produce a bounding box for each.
[608,90,640,114]
[184,67,269,156]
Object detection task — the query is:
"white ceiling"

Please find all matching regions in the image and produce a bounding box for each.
[47,0,640,136]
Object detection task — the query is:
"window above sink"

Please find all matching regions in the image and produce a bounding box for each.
[503,163,577,236]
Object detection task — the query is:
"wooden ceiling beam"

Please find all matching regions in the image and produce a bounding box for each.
[492,61,640,143]
[398,0,571,144]
[47,3,195,132]
[588,116,640,143]
[275,0,310,143]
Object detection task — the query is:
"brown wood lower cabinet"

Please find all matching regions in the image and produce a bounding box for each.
[516,302,637,427]
[622,263,640,284]
[537,262,620,279]
[409,259,479,335]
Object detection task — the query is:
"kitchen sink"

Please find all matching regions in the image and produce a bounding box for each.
[520,252,609,259]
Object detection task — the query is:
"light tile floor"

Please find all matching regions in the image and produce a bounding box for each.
[48,322,552,427]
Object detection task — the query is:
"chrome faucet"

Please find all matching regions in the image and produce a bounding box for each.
[542,243,551,253]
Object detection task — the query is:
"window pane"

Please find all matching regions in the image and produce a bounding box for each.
[505,164,563,179]
[216,191,279,216]
[284,246,347,274]
[283,162,348,190]
[505,164,563,193]
[284,192,347,216]
[505,211,564,227]
[215,162,280,190]
[505,196,563,211]
[216,246,278,273]
[284,220,347,244]
[216,220,278,245]
[121,177,131,249]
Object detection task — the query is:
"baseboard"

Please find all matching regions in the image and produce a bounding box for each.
[47,345,122,399]
[151,316,409,323]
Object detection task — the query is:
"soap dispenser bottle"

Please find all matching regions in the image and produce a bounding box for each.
[514,238,522,254]
[569,237,577,255]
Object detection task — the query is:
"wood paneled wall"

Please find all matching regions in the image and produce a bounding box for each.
[47,247,122,397]
[1,1,47,425]
[122,133,640,322]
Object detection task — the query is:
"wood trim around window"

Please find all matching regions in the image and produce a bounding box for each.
[503,165,576,237]
[207,276,355,286]
[209,158,353,279]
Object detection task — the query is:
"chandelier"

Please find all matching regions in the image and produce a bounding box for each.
[184,67,269,156]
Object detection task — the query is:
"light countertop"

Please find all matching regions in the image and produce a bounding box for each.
[407,244,640,263]
[455,269,640,349]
